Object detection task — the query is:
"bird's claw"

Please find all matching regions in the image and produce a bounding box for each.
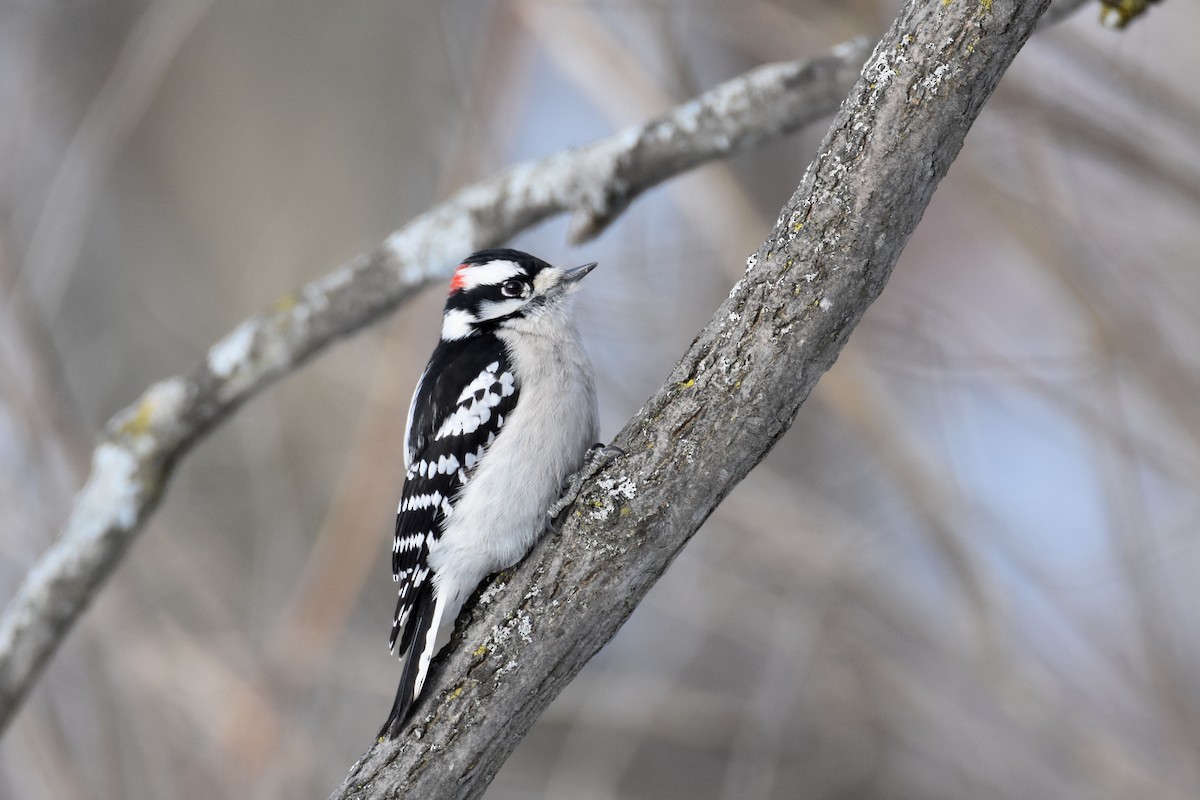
[545,443,626,532]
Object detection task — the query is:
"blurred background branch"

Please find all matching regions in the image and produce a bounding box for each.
[1,0,1196,798]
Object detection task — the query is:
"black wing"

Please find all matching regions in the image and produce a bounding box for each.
[389,334,520,653]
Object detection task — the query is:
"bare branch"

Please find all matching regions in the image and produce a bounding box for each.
[329,0,1051,798]
[0,36,874,736]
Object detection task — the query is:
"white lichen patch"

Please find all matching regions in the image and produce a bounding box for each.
[516,613,533,643]
[862,36,911,107]
[495,660,519,680]
[76,443,141,534]
[598,474,637,499]
[613,477,637,500]
[673,98,705,135]
[590,496,615,521]
[207,321,255,378]
[591,473,637,520]
[490,623,512,646]
[825,155,849,181]
[387,218,474,285]
[874,62,897,85]
[818,297,834,311]
[920,62,954,94]
[478,580,507,605]
[143,377,188,419]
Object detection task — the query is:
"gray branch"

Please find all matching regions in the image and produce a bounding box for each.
[329,1,1051,798]
[0,35,874,737]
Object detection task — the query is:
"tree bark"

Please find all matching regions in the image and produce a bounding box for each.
[329,0,1051,798]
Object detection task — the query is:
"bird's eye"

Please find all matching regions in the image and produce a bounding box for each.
[500,279,525,298]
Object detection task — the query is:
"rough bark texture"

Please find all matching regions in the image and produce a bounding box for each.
[330,1,1051,798]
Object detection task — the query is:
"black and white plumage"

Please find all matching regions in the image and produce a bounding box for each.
[380,249,599,737]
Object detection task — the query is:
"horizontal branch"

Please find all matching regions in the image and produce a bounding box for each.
[330,0,1052,798]
[0,38,874,736]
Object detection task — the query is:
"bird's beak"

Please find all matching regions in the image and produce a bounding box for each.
[561,261,598,285]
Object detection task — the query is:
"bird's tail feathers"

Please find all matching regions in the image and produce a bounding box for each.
[379,579,437,739]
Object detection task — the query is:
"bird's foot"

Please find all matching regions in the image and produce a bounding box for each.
[546,443,625,533]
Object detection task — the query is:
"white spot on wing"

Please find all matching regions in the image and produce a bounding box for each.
[437,361,511,440]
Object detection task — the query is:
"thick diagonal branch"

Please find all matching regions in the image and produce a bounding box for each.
[329,1,1051,798]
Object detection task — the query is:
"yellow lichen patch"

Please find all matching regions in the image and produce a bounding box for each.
[448,686,465,700]
[118,397,156,436]
[1099,0,1153,27]
[677,378,696,390]
[273,292,299,313]
[472,644,488,658]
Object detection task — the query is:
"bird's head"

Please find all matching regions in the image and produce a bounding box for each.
[440,249,596,341]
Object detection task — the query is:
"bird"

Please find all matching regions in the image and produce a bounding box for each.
[379,248,600,738]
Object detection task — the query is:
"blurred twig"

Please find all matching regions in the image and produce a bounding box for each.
[0,34,875,737]
[15,0,214,319]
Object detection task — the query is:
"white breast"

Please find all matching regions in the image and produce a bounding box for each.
[428,305,598,606]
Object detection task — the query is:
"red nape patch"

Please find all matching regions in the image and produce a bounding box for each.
[448,264,468,294]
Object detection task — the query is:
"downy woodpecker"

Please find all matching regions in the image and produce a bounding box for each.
[380,249,599,737]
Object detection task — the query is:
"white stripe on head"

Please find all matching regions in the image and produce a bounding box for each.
[476,297,527,322]
[456,260,522,290]
[441,308,475,340]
